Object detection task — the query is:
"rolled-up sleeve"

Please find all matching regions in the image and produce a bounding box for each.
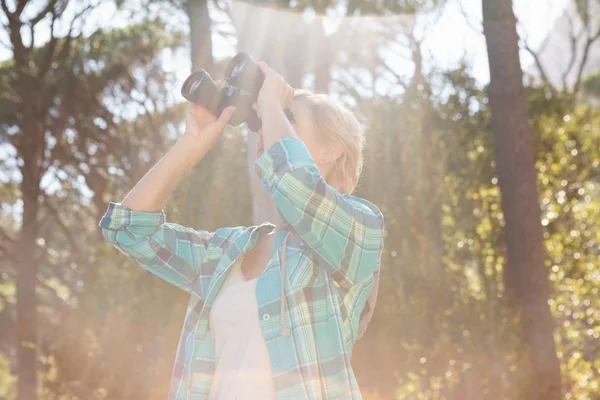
[99,202,216,295]
[254,137,385,289]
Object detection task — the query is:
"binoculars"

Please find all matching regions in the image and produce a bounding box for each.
[181,52,265,132]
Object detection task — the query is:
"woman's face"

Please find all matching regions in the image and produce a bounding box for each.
[254,98,331,179]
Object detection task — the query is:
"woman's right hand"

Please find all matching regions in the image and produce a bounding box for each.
[255,62,293,119]
[184,80,236,149]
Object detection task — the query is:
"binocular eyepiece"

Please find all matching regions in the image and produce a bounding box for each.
[181,52,264,132]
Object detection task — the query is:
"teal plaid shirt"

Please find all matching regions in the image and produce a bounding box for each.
[100,137,385,399]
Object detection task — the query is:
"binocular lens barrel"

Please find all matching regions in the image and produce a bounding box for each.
[181,52,265,131]
[224,53,264,99]
[181,71,221,116]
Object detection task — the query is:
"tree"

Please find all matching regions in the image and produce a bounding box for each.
[0,2,85,397]
[186,0,213,72]
[481,1,562,399]
[0,1,183,397]
[225,0,441,225]
[522,0,600,96]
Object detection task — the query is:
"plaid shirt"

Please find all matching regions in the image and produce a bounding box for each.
[100,137,385,399]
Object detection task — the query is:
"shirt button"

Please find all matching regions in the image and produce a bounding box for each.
[262,314,271,321]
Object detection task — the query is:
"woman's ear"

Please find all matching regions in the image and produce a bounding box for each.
[319,145,344,165]
[329,141,345,163]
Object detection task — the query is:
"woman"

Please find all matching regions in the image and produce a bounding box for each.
[100,61,385,399]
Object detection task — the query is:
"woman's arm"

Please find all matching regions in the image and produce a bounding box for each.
[99,102,237,296]
[255,63,384,290]
[254,136,384,290]
[122,103,236,211]
[259,102,296,150]
[122,134,210,211]
[255,62,296,150]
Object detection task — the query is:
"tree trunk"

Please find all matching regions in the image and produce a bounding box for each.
[16,199,39,400]
[186,0,213,73]
[16,115,43,400]
[481,1,562,399]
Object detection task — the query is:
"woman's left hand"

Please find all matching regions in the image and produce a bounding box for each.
[255,61,294,119]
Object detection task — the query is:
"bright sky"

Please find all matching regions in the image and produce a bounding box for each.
[0,0,569,83]
[0,0,570,219]
[423,0,570,83]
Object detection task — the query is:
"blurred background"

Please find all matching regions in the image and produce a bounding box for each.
[1,0,599,399]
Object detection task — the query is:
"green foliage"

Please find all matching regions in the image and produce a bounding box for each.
[351,65,600,399]
[0,353,15,400]
[532,104,600,399]
[582,68,600,98]
[0,15,191,399]
[354,66,517,399]
[5,48,599,400]
[172,127,253,232]
[1,2,599,399]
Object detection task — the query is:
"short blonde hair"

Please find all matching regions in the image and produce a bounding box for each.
[293,91,365,195]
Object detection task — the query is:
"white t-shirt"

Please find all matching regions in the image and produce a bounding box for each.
[208,260,276,400]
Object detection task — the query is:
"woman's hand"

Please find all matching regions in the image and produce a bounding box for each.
[255,62,294,119]
[184,80,236,149]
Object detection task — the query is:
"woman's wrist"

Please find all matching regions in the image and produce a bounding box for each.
[258,98,285,120]
[178,133,212,162]
[121,135,208,211]
[261,104,296,150]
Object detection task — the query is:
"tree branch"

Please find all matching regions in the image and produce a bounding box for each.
[458,0,483,35]
[42,195,83,258]
[523,40,554,93]
[378,59,409,90]
[1,0,28,18]
[15,0,28,17]
[67,0,99,36]
[0,0,11,16]
[561,12,586,90]
[29,0,59,27]
[517,6,554,89]
[38,6,60,80]
[332,76,364,104]
[39,0,94,79]
[3,0,28,66]
[573,26,600,92]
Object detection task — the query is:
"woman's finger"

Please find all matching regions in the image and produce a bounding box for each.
[214,106,237,131]
[188,103,201,114]
[257,61,273,76]
[285,87,294,106]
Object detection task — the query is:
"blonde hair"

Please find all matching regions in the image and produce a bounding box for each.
[293,91,365,195]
